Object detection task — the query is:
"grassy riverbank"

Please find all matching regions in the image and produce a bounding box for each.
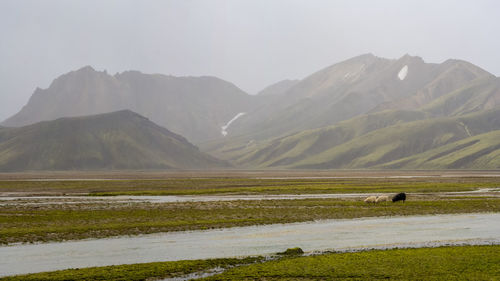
[2,197,500,244]
[2,245,499,280]
[1,176,500,196]
[203,245,500,280]
[0,257,262,281]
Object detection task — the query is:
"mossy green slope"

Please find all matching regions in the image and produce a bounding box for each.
[205,110,429,167]
[204,245,500,280]
[0,110,227,171]
[380,130,500,169]
[293,108,500,169]
[208,107,500,169]
[422,76,500,117]
[293,118,470,169]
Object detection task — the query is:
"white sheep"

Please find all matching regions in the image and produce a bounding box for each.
[375,195,389,203]
[364,196,377,203]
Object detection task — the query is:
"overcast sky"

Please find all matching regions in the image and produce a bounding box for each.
[1,0,499,121]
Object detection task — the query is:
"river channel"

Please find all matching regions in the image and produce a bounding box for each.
[1,212,499,277]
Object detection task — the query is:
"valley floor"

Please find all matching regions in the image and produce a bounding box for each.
[0,171,499,279]
[2,195,500,245]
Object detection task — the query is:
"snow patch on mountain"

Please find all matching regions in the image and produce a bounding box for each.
[343,64,366,81]
[221,112,246,136]
[398,65,408,80]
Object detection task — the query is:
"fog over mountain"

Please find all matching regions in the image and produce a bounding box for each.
[202,54,500,169]
[221,54,494,141]
[2,66,255,143]
[1,0,500,122]
[2,1,500,170]
[3,5,500,281]
[3,51,500,170]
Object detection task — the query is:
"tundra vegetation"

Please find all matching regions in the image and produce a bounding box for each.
[278,247,305,255]
[202,245,500,280]
[2,245,499,281]
[2,195,499,244]
[1,176,499,196]
[2,176,500,244]
[1,174,499,280]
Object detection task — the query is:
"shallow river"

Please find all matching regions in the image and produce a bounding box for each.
[1,188,499,206]
[1,212,499,277]
[0,194,369,205]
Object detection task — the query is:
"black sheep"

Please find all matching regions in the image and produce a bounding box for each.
[392,192,406,203]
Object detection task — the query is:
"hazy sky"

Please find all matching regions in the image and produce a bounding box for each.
[1,0,499,121]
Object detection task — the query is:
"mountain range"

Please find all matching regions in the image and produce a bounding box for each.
[202,54,500,169]
[2,53,500,171]
[2,66,255,143]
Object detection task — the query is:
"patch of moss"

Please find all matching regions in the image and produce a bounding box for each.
[203,245,500,280]
[278,247,304,255]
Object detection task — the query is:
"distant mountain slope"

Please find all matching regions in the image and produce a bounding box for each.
[4,54,499,170]
[421,76,500,116]
[379,130,500,169]
[0,110,227,171]
[372,59,494,113]
[204,110,430,167]
[257,79,300,96]
[2,66,255,143]
[228,54,493,141]
[5,54,496,146]
[229,54,392,140]
[205,107,500,169]
[291,108,500,169]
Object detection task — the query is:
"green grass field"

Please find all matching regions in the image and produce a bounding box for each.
[2,196,499,244]
[1,177,499,195]
[203,245,500,280]
[1,175,499,279]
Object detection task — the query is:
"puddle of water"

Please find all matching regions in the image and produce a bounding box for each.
[1,213,499,277]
